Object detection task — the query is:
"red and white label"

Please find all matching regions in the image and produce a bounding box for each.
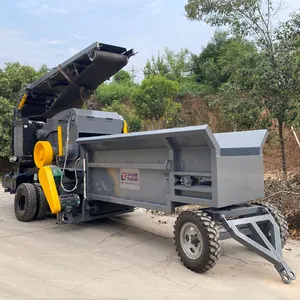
[120,169,140,190]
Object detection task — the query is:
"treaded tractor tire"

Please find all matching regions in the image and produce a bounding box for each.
[32,183,49,220]
[252,201,289,247]
[14,183,37,222]
[174,210,221,273]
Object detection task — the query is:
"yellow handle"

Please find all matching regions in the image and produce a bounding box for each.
[18,93,28,110]
[123,120,128,134]
[57,125,63,156]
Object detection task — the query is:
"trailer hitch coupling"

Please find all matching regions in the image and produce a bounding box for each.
[220,209,296,284]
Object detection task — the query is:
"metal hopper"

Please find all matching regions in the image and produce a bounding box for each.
[77,125,268,211]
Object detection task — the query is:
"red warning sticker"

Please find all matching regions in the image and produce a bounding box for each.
[120,169,140,190]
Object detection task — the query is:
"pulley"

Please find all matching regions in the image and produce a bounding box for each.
[33,141,53,168]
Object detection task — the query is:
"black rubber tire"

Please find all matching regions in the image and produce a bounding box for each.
[32,183,49,220]
[14,183,37,222]
[174,210,221,273]
[252,201,289,247]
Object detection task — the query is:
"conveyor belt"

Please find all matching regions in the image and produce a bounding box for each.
[19,42,135,121]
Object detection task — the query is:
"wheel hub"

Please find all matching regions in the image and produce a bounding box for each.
[180,222,203,260]
[191,234,200,247]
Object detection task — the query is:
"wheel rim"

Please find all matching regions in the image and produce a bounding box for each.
[180,222,203,260]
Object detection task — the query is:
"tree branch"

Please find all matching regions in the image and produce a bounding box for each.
[219,0,274,50]
[230,10,261,39]
[257,1,272,47]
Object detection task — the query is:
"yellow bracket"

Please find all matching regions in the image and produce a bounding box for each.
[18,93,28,110]
[38,166,61,214]
[123,120,128,133]
[57,125,63,156]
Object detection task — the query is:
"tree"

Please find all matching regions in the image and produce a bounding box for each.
[191,30,258,89]
[132,75,179,123]
[185,0,281,49]
[112,70,133,84]
[185,0,300,178]
[144,48,192,82]
[281,13,300,127]
[202,32,264,130]
[254,13,300,176]
[0,62,48,101]
[144,47,212,98]
[216,83,266,131]
[0,62,48,157]
[94,80,138,106]
[0,97,14,157]
[191,31,228,88]
[103,100,143,132]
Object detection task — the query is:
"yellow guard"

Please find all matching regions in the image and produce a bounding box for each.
[34,141,53,168]
[38,166,61,214]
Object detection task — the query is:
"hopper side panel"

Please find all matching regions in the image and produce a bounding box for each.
[80,125,221,212]
[216,155,265,207]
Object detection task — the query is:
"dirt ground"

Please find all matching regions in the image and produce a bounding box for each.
[264,127,300,172]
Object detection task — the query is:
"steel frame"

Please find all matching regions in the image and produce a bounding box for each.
[204,205,296,284]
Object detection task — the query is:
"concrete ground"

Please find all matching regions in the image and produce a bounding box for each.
[0,190,299,300]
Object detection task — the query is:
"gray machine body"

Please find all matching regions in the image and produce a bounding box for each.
[77,124,268,210]
[38,108,125,162]
[35,108,126,196]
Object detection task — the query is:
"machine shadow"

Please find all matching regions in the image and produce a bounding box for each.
[39,212,288,283]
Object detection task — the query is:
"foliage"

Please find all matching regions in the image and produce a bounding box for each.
[282,14,300,127]
[191,31,231,88]
[184,0,279,49]
[144,48,192,82]
[0,62,48,157]
[0,97,14,157]
[112,70,133,84]
[94,81,138,106]
[103,100,143,132]
[217,83,267,131]
[200,32,264,130]
[177,80,214,97]
[185,0,300,177]
[257,13,300,124]
[217,38,259,88]
[191,30,259,89]
[250,13,300,177]
[164,100,187,129]
[132,75,179,121]
[0,62,48,101]
[126,114,144,132]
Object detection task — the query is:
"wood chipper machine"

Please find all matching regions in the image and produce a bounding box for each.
[2,42,296,284]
